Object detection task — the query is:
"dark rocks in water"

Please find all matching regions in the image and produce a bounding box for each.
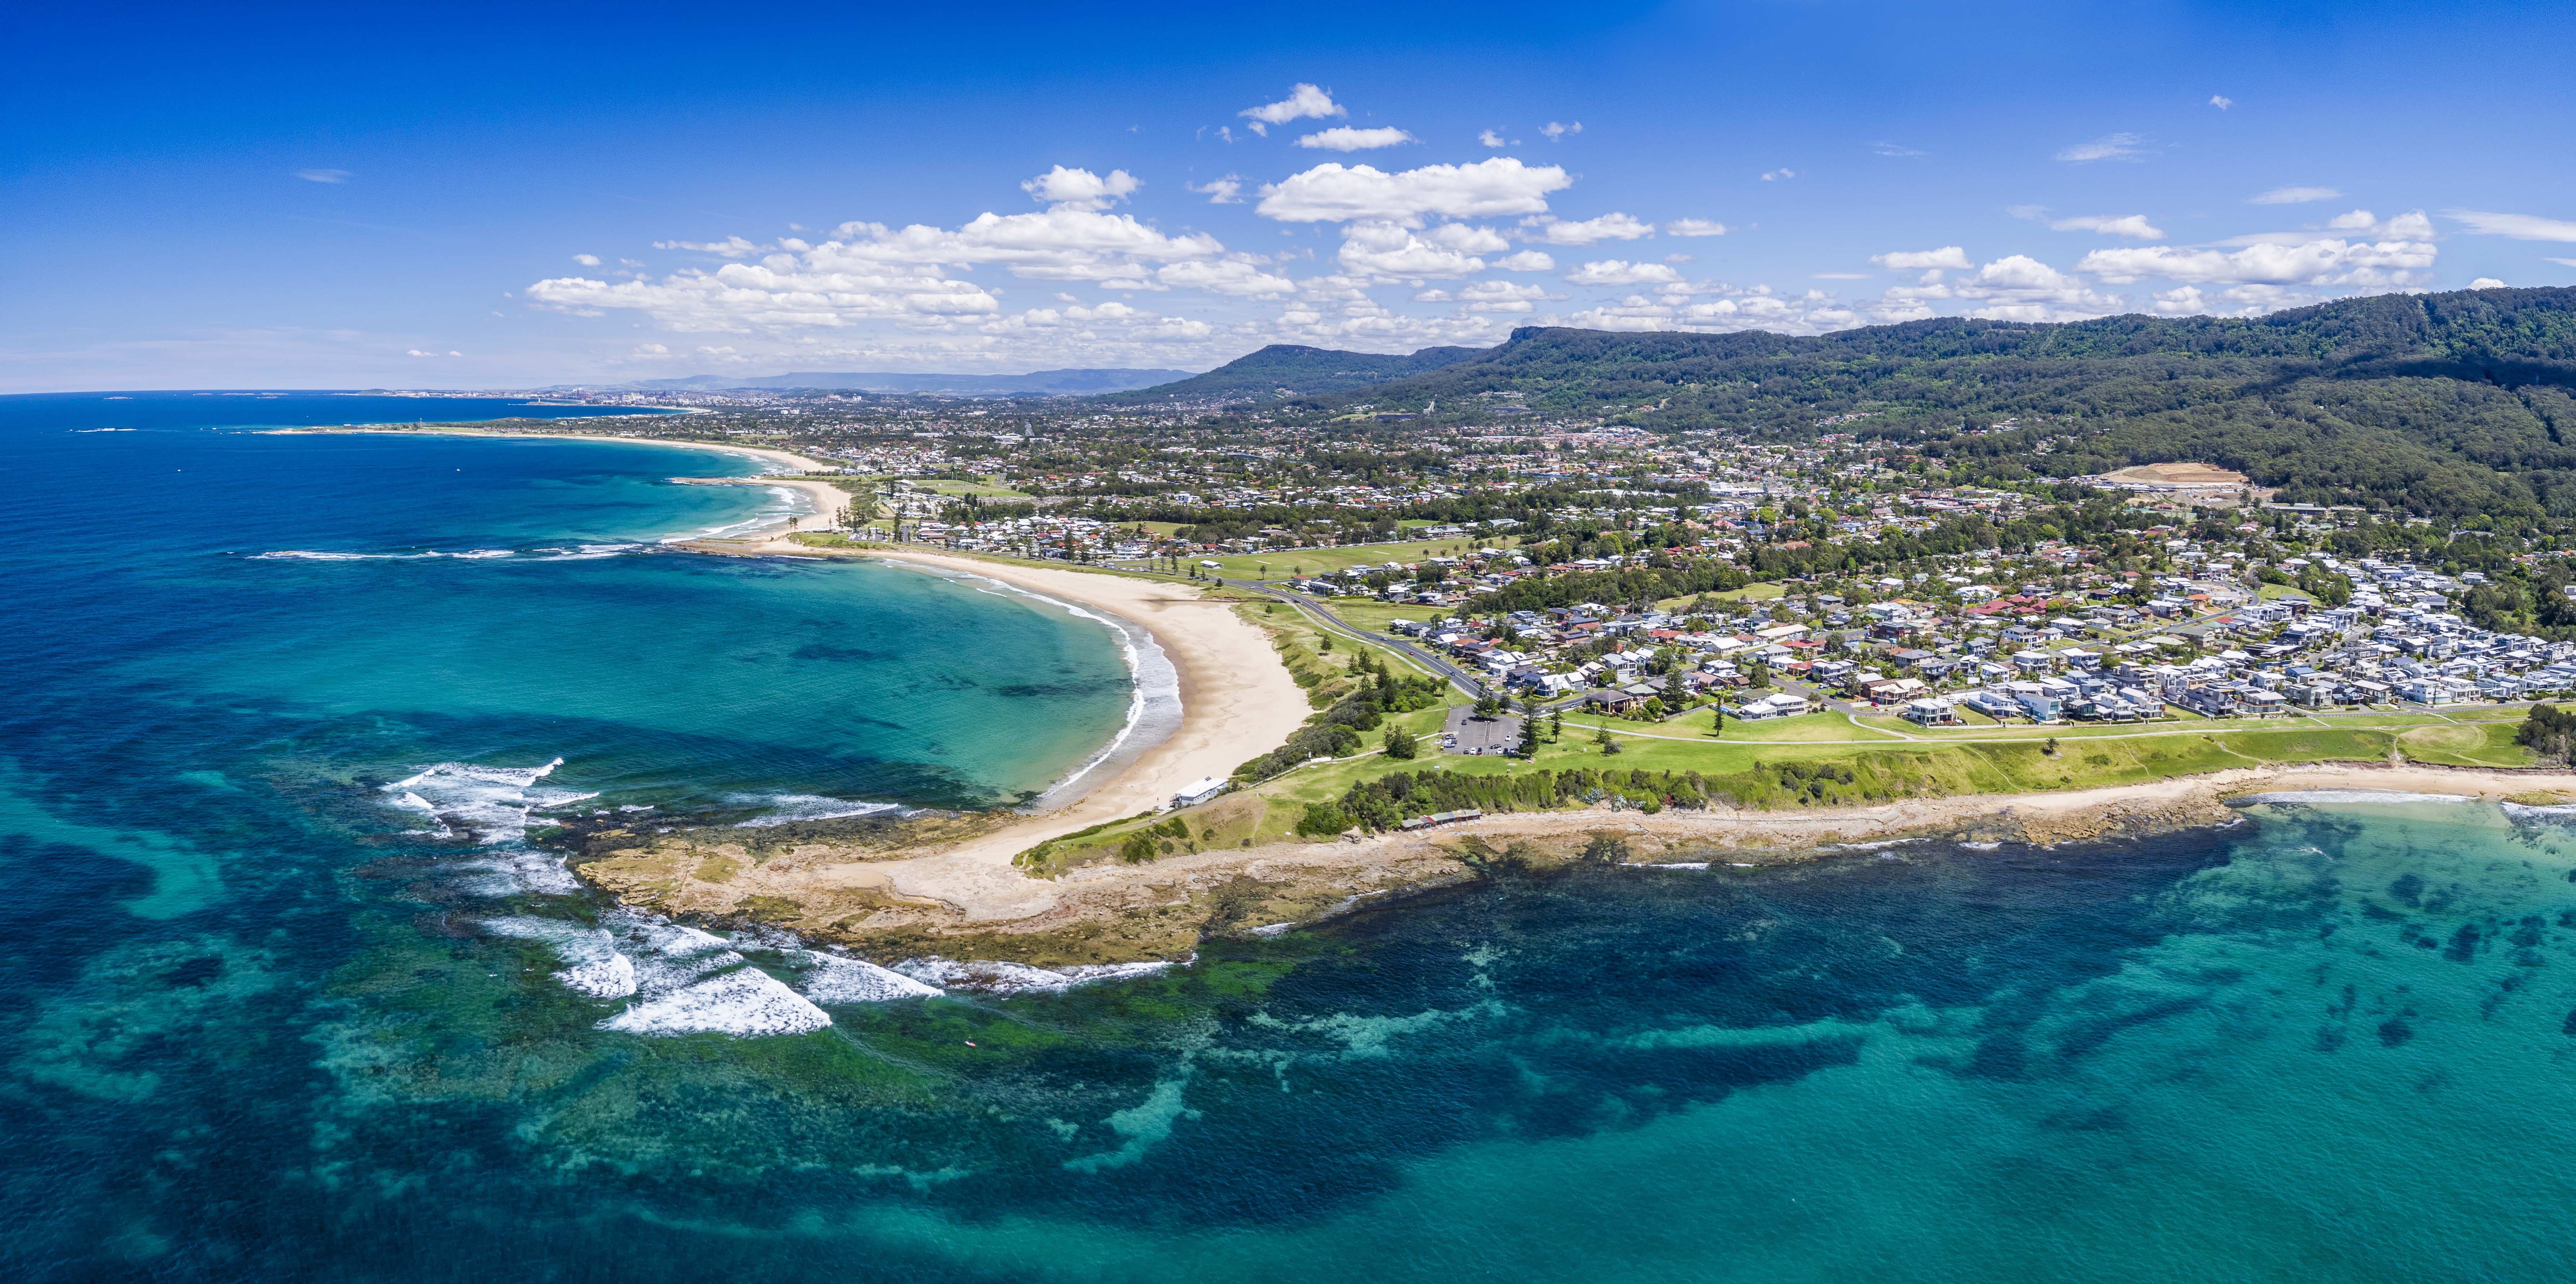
[2389,872,2425,907]
[2377,1014,2417,1046]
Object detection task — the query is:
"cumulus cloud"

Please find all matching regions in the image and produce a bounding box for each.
[1296,126,1417,151]
[1453,280,1566,312]
[1239,83,1345,136]
[2049,214,2166,240]
[1665,219,1730,238]
[1336,221,1508,279]
[2055,132,2151,162]
[1761,169,1796,181]
[1869,247,1974,270]
[2252,186,2342,204]
[2209,94,2234,109]
[1541,121,1582,141]
[1870,141,1925,157]
[2472,277,2507,289]
[1478,128,1507,148]
[1154,257,1297,296]
[2446,210,2576,242]
[1522,212,1654,245]
[1022,166,1140,212]
[2076,237,2436,287]
[1256,157,1572,225]
[573,254,602,266]
[1495,249,1555,271]
[1566,259,1681,286]
[296,168,351,183]
[1186,175,1244,204]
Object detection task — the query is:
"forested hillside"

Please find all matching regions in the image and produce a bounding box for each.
[1297,288,2576,517]
[1102,343,1481,404]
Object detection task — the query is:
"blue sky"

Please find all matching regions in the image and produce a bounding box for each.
[7,0,2573,390]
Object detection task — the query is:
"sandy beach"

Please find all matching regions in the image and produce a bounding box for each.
[699,546,1316,919]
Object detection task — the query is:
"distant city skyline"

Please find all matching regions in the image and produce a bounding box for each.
[8,0,2574,390]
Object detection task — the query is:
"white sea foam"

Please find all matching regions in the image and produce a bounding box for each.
[2233,790,2476,807]
[586,917,833,1036]
[892,955,1175,994]
[892,563,1185,811]
[1643,862,1711,870]
[254,550,438,561]
[1958,842,2002,851]
[382,756,594,845]
[598,968,831,1036]
[481,917,638,998]
[789,950,942,1002]
[2501,801,2576,820]
[727,793,902,828]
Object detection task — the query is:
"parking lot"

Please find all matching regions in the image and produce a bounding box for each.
[1441,706,1525,756]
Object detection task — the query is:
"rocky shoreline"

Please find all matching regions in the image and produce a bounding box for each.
[541,761,2576,972]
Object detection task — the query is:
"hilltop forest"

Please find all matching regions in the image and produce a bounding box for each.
[1224,288,2576,519]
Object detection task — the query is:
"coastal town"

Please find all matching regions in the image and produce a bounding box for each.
[518,384,2576,741]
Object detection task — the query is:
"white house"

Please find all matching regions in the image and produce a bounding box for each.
[1173,776,1227,808]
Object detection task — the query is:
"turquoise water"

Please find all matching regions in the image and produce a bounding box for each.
[6,396,2576,1281]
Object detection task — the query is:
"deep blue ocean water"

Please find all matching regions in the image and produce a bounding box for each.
[6,394,2576,1281]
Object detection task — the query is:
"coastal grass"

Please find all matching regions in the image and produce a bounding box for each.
[1320,601,1447,634]
[1231,713,2439,840]
[2396,721,2532,768]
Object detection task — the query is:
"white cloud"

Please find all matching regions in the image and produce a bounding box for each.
[1541,121,1582,141]
[295,168,350,183]
[1296,126,1417,152]
[1870,141,1924,157]
[2251,186,2342,204]
[1870,247,1974,270]
[1478,129,1506,148]
[1522,212,1654,245]
[2049,214,2166,240]
[2472,277,2507,289]
[2209,95,2234,109]
[1761,169,1796,181]
[573,254,602,266]
[1945,256,2127,320]
[1255,157,1572,225]
[2446,210,2576,243]
[1336,222,1499,279]
[2549,258,2576,268]
[1186,175,1244,204]
[2055,132,2150,162]
[1495,250,1555,271]
[655,236,768,258]
[1665,219,1729,238]
[1153,257,1297,297]
[2077,237,2437,286]
[1021,166,1140,212]
[1239,83,1345,136]
[2005,204,2049,220]
[1457,280,1563,307]
[821,209,1222,282]
[1566,259,1681,286]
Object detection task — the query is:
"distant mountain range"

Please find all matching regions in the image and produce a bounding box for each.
[593,368,1194,395]
[1092,344,1485,403]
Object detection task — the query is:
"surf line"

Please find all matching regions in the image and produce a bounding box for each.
[886,558,1184,812]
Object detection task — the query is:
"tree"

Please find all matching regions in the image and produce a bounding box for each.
[2043,736,2061,756]
[1709,708,1725,738]
[1119,831,1158,863]
[1476,692,1503,719]
[1384,725,1419,759]
[1517,713,1541,758]
[1641,696,1666,720]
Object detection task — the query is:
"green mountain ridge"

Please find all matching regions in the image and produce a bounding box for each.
[1098,343,1483,403]
[1284,287,2576,518]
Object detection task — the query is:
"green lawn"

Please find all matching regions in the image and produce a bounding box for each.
[2396,722,2532,768]
[2255,582,2317,602]
[1201,539,1502,580]
[1325,601,1448,633]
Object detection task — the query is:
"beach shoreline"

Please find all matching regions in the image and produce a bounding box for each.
[658,542,1315,922]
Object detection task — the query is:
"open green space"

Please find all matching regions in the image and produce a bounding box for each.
[1198,538,1503,581]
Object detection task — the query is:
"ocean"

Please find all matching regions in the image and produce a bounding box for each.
[5,394,2576,1281]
